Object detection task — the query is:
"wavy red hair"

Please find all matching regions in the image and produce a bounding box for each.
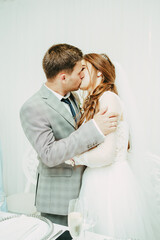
[78,53,118,127]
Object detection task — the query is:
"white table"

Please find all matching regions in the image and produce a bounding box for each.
[0,211,112,240]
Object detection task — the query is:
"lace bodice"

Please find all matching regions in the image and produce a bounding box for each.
[72,91,130,168]
[114,121,129,163]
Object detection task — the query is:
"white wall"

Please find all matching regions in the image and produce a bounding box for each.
[0,0,160,195]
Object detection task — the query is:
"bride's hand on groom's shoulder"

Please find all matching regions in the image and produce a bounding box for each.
[93,107,119,136]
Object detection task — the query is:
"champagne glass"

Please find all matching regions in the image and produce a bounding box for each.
[80,198,97,239]
[83,210,97,239]
[68,198,84,240]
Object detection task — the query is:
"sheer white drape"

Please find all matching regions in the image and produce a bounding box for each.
[0,0,160,195]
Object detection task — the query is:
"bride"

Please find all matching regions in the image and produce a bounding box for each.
[67,53,160,239]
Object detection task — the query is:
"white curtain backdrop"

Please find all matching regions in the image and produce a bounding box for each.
[0,0,160,195]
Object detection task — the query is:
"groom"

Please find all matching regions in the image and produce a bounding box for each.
[20,43,118,226]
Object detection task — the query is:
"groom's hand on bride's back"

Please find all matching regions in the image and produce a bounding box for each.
[93,107,119,135]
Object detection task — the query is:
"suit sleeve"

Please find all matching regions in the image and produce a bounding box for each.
[20,103,104,168]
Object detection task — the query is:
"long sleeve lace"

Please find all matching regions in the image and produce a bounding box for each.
[73,91,123,168]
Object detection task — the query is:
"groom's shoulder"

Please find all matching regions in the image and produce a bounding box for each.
[20,87,44,114]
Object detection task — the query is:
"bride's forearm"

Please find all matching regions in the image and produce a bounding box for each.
[70,133,116,168]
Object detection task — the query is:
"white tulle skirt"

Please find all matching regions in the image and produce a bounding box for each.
[79,154,160,240]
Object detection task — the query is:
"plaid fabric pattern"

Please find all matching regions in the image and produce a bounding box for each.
[20,85,104,215]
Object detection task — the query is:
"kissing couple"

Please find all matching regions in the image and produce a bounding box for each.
[20,43,160,239]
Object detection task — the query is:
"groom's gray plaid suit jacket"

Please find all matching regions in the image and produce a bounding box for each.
[20,85,104,215]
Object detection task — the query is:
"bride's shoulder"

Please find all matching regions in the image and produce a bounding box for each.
[99,91,122,113]
[100,91,121,102]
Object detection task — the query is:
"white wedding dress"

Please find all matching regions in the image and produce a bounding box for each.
[73,91,160,239]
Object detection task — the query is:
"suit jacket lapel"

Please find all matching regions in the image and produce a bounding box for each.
[39,85,76,128]
[71,92,81,123]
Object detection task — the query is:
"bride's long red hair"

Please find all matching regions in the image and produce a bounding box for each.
[78,53,118,127]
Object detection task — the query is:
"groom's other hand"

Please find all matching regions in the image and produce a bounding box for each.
[93,107,119,135]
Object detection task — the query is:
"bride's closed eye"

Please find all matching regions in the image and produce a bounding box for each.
[81,66,86,71]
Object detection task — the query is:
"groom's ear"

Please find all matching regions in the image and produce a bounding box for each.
[60,73,66,81]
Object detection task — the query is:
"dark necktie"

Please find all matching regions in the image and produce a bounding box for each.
[61,97,77,122]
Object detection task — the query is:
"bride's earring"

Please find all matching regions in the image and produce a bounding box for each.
[97,72,102,77]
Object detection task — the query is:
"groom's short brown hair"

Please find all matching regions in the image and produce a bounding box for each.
[42,43,83,79]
